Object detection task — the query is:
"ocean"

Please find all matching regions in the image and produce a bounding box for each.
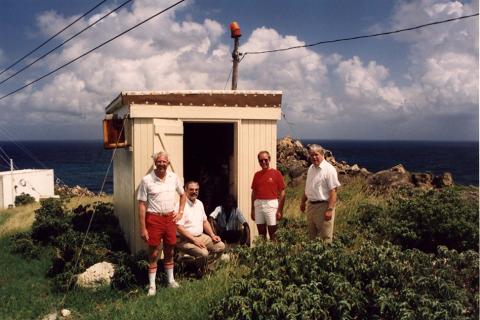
[0,140,478,194]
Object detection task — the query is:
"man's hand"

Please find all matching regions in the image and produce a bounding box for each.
[172,211,183,222]
[276,210,283,220]
[140,228,149,242]
[193,238,206,249]
[324,209,333,221]
[211,235,221,243]
[300,202,306,213]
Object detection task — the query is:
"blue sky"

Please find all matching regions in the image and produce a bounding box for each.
[0,0,478,140]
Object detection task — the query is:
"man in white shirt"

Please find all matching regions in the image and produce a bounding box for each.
[176,181,225,274]
[137,152,186,295]
[300,144,341,242]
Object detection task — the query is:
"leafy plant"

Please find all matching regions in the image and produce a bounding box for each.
[14,193,35,206]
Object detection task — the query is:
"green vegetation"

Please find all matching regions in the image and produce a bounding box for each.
[1,180,478,319]
[14,193,35,206]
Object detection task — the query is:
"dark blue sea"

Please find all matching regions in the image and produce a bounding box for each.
[0,140,478,193]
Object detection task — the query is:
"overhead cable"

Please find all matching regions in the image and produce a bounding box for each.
[0,0,133,86]
[242,13,479,56]
[0,0,109,77]
[0,0,186,101]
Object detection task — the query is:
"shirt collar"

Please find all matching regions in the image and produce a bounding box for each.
[313,160,327,170]
[151,170,170,181]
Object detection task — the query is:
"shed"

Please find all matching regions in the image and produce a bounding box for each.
[105,90,282,253]
[0,169,55,209]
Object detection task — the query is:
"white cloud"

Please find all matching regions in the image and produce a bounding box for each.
[0,0,476,140]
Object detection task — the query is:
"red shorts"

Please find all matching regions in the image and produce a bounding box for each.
[146,212,176,246]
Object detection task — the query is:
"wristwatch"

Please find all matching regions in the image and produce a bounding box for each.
[326,208,333,211]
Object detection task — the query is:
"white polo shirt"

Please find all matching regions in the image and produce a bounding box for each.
[305,160,341,201]
[137,170,184,214]
[176,199,207,237]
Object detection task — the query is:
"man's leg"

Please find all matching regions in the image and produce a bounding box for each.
[254,203,268,238]
[147,245,160,295]
[163,214,179,288]
[264,202,278,241]
[319,208,335,244]
[305,203,318,240]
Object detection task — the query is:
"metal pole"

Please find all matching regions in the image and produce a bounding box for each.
[231,37,240,90]
[10,159,15,207]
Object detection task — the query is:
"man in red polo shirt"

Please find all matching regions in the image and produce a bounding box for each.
[251,150,286,240]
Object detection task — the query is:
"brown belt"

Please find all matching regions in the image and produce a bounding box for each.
[147,211,174,216]
[309,200,327,204]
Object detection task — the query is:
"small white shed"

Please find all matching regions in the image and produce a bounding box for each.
[0,169,55,209]
[105,90,282,253]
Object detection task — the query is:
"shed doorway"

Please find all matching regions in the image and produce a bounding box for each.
[183,122,235,215]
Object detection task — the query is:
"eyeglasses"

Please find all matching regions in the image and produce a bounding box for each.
[258,159,269,163]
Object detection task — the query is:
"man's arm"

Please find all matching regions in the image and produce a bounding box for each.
[177,225,206,249]
[250,190,256,221]
[203,220,221,243]
[300,192,307,213]
[324,188,337,221]
[174,193,187,222]
[276,189,286,219]
[138,200,149,241]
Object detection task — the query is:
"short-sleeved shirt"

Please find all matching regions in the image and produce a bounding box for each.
[137,171,184,213]
[210,206,246,231]
[305,160,341,201]
[176,199,207,237]
[251,168,286,200]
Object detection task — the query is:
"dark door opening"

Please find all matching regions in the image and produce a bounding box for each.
[183,123,234,215]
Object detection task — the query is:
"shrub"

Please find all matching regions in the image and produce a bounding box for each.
[349,188,479,252]
[9,232,40,259]
[31,198,70,245]
[211,231,479,319]
[14,193,35,206]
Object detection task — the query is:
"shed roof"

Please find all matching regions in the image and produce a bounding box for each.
[105,90,282,114]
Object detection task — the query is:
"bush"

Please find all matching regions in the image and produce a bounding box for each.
[211,230,479,319]
[349,188,479,252]
[31,198,70,245]
[14,193,35,206]
[9,232,40,259]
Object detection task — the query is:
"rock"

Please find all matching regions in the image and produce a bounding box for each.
[367,166,413,191]
[76,262,115,289]
[60,309,71,317]
[390,164,407,174]
[42,312,58,320]
[412,172,434,190]
[433,172,454,188]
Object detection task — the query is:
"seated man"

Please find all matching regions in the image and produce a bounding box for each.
[176,181,225,274]
[209,194,250,246]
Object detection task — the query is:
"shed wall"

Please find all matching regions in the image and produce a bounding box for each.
[237,119,278,239]
[113,148,134,249]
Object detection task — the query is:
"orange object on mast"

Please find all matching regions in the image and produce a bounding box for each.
[230,21,241,38]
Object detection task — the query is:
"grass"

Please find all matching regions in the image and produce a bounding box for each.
[0,195,235,320]
[0,180,390,319]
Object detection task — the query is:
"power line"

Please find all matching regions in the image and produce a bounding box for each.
[0,0,133,86]
[242,13,479,56]
[0,0,186,101]
[0,0,109,77]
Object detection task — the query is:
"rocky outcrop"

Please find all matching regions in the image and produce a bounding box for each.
[55,184,96,197]
[276,136,454,191]
[76,262,115,289]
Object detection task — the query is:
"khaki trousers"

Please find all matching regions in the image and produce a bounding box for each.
[306,202,335,243]
[177,233,225,258]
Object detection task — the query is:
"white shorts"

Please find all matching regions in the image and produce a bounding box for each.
[254,199,279,226]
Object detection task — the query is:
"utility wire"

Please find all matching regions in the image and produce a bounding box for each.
[0,0,186,101]
[0,0,109,77]
[0,0,133,86]
[242,13,479,56]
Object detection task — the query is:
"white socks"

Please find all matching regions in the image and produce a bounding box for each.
[166,267,175,283]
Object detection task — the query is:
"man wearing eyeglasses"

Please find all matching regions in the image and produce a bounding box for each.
[251,150,286,240]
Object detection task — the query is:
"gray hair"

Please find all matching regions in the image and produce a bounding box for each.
[308,144,325,155]
[152,151,169,160]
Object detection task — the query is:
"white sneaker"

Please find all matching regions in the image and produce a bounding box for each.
[168,280,180,288]
[147,285,156,296]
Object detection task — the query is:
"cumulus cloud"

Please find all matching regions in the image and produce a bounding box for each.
[0,0,477,140]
